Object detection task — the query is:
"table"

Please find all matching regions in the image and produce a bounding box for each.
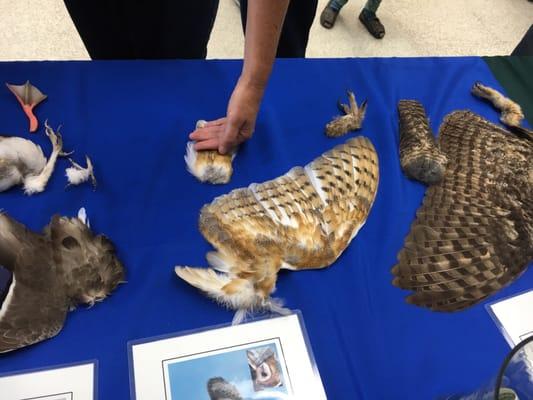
[0,57,531,399]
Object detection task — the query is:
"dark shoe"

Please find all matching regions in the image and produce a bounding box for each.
[320,6,340,29]
[359,9,385,39]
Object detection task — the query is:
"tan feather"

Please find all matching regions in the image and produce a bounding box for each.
[471,82,524,127]
[176,136,379,321]
[325,91,367,137]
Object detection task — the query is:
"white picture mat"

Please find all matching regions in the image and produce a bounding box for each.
[0,362,94,400]
[488,289,533,347]
[130,313,326,400]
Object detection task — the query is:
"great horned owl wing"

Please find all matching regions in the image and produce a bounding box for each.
[0,213,44,272]
[0,277,67,353]
[393,111,533,311]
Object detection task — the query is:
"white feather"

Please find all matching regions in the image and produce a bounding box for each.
[66,158,94,186]
[0,275,15,322]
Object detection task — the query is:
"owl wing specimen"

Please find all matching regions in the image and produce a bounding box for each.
[176,136,379,320]
[0,213,67,353]
[393,111,533,311]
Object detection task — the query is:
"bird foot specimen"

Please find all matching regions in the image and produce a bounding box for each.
[472,82,525,128]
[185,120,235,184]
[325,91,367,137]
[0,209,125,352]
[398,100,448,185]
[66,156,97,188]
[176,136,379,324]
[0,121,65,195]
[393,110,532,311]
[6,81,47,133]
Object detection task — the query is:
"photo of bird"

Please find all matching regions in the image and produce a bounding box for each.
[325,91,367,137]
[176,136,379,323]
[0,209,125,352]
[397,100,448,185]
[6,81,47,133]
[392,106,532,311]
[0,122,66,195]
[207,377,243,400]
[185,120,236,185]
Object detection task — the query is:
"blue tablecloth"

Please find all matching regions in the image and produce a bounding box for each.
[0,57,531,399]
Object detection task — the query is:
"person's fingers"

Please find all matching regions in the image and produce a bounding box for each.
[194,138,219,151]
[189,124,223,141]
[219,118,242,154]
[203,117,226,127]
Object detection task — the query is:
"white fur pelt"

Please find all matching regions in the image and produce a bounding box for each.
[66,156,96,188]
[184,120,236,185]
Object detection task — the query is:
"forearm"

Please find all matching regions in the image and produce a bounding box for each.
[240,0,289,89]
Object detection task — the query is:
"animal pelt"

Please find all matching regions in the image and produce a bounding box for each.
[66,156,97,188]
[392,110,532,311]
[0,210,125,352]
[398,100,448,185]
[472,82,525,128]
[185,120,235,185]
[0,122,65,195]
[325,91,367,137]
[176,136,379,323]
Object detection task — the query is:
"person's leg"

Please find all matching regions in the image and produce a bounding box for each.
[359,0,385,39]
[64,0,219,59]
[320,0,349,29]
[239,0,318,58]
[363,0,382,13]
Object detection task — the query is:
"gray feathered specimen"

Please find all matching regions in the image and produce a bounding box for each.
[0,211,125,352]
[398,100,448,185]
[393,110,532,311]
[207,377,243,400]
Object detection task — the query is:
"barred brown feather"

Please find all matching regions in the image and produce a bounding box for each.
[398,100,448,185]
[393,111,533,311]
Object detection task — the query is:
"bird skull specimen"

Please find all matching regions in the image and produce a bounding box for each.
[325,91,367,137]
[0,210,125,352]
[472,82,525,128]
[6,81,47,133]
[176,136,379,323]
[393,109,532,311]
[0,122,65,195]
[185,120,235,184]
[398,100,448,185]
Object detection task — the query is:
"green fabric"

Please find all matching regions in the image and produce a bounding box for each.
[483,56,533,126]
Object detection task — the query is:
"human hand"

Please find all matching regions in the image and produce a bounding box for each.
[189,77,264,154]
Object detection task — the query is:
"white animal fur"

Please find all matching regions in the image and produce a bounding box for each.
[23,123,63,195]
[184,120,236,185]
[66,156,95,186]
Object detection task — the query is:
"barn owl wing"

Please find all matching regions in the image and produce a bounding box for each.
[393,111,533,311]
[199,136,379,271]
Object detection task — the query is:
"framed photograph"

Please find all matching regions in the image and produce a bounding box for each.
[0,360,97,400]
[486,289,533,347]
[128,311,326,400]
